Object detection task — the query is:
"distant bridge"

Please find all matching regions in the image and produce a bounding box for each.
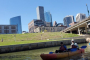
[61,16,90,35]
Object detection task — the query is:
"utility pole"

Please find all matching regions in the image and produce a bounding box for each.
[41,34,42,40]
[14,34,16,42]
[6,25,7,34]
[86,4,89,17]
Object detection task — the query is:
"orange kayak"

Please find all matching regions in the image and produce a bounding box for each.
[40,49,84,60]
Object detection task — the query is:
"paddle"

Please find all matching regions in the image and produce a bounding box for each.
[49,48,77,54]
[49,52,54,54]
[70,48,77,52]
[68,46,87,60]
[80,46,87,49]
[69,46,87,52]
[49,46,87,54]
[70,46,87,52]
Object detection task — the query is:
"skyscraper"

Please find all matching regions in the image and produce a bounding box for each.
[36,6,45,21]
[44,12,52,26]
[53,21,57,26]
[76,13,87,22]
[10,16,22,34]
[63,15,74,27]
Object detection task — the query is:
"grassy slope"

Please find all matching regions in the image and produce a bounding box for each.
[0,32,79,46]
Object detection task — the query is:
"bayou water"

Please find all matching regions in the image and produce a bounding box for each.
[0,43,90,60]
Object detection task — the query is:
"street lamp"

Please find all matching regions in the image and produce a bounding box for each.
[86,4,89,17]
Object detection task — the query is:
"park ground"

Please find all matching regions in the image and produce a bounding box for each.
[0,32,79,46]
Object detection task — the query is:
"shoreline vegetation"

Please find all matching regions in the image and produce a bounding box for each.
[0,32,79,46]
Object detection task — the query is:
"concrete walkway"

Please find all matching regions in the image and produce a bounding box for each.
[50,34,90,40]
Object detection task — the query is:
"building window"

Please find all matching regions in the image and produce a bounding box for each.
[11,30,16,33]
[0,30,2,33]
[51,28,52,31]
[82,15,85,19]
[4,30,9,33]
[29,29,30,31]
[4,26,9,29]
[0,26,2,29]
[11,26,16,29]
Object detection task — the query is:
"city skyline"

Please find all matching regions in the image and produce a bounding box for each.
[0,0,90,32]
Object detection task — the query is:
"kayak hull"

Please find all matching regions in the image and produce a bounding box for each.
[40,49,84,60]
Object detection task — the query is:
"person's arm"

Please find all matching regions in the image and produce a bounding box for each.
[71,44,72,48]
[75,43,79,48]
[77,44,79,48]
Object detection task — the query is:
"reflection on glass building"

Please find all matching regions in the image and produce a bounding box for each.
[10,16,22,34]
[44,12,52,26]
[63,15,74,27]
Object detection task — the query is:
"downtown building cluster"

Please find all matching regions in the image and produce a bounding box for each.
[28,6,87,33]
[0,6,87,34]
[28,6,67,33]
[63,13,87,27]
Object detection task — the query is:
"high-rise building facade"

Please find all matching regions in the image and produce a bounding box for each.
[28,19,45,33]
[63,15,74,27]
[44,12,52,26]
[10,16,22,34]
[76,13,87,22]
[53,21,57,26]
[36,6,45,21]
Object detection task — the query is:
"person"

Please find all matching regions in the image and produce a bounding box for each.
[55,42,67,53]
[75,43,79,50]
[71,39,79,49]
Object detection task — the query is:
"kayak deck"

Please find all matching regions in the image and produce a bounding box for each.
[40,49,84,60]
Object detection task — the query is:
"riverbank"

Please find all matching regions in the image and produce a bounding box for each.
[0,38,87,54]
[0,43,88,60]
[0,32,79,46]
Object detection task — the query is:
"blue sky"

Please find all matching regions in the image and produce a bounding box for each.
[0,0,90,32]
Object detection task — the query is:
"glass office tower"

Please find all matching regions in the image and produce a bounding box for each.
[10,16,22,34]
[36,6,45,21]
[44,12,52,26]
[63,15,74,27]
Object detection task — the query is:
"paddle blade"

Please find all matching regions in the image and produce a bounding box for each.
[49,52,54,54]
[70,48,77,52]
[81,46,87,49]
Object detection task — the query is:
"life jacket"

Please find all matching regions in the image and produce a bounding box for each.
[72,45,77,48]
[60,46,66,51]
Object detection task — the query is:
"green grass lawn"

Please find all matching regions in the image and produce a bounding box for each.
[0,40,57,46]
[0,32,79,46]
